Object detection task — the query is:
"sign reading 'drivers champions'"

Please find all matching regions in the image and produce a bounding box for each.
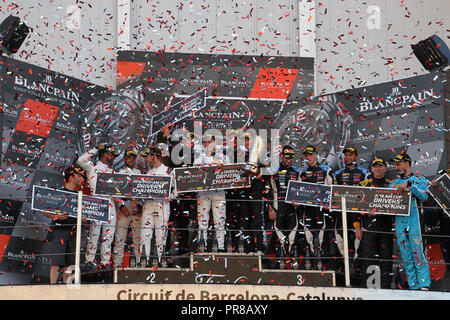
[285,182,411,216]
[94,172,172,198]
[330,185,411,216]
[175,164,250,192]
[31,186,110,222]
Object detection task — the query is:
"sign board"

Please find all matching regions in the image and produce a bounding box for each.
[151,88,207,135]
[428,173,450,218]
[285,181,331,207]
[174,163,250,193]
[31,185,111,222]
[94,172,172,199]
[330,185,411,216]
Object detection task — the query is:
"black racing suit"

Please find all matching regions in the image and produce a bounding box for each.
[357,176,393,288]
[266,163,300,262]
[298,163,333,270]
[225,146,250,252]
[158,133,198,255]
[247,167,272,253]
[331,165,369,271]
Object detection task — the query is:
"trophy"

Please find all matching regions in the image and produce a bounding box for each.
[244,135,264,174]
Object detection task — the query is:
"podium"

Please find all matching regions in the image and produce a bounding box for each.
[114,252,335,287]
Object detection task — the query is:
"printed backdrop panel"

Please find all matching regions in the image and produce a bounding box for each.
[0,56,107,283]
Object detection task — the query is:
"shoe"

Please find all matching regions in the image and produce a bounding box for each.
[420,287,430,291]
[85,261,98,272]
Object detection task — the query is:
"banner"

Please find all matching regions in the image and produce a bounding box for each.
[308,72,447,178]
[428,173,450,218]
[0,56,107,283]
[284,181,331,207]
[175,164,250,193]
[151,88,207,135]
[116,51,315,168]
[31,186,110,222]
[94,172,172,199]
[330,185,411,216]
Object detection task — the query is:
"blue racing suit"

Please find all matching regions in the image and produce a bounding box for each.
[390,174,430,290]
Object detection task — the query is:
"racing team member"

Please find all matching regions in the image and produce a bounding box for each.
[160,128,198,255]
[390,153,431,290]
[113,148,143,269]
[41,165,87,283]
[77,144,119,270]
[194,134,227,253]
[298,145,333,270]
[267,146,300,267]
[140,146,173,267]
[331,146,368,272]
[224,132,250,253]
[357,157,393,288]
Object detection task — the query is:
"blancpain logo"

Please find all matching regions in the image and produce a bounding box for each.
[414,155,439,166]
[358,88,439,112]
[14,75,80,102]
[7,250,35,261]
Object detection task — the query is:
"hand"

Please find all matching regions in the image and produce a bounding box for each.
[120,206,130,217]
[431,179,437,186]
[55,212,69,221]
[131,200,138,209]
[395,182,408,195]
[355,227,363,241]
[161,125,171,138]
[368,208,377,216]
[268,207,277,222]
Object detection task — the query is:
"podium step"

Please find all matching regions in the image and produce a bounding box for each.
[114,252,335,287]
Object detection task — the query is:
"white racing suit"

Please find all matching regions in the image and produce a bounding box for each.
[77,148,117,266]
[113,166,142,268]
[194,151,226,251]
[140,164,173,265]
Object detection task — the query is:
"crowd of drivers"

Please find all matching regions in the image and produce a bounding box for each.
[44,130,450,290]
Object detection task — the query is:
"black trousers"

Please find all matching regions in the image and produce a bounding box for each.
[359,225,393,288]
[171,196,197,254]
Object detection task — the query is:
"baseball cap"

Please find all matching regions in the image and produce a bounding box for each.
[141,146,162,158]
[371,157,387,166]
[104,145,119,157]
[302,146,317,155]
[64,165,85,181]
[343,146,358,155]
[124,148,137,158]
[390,153,412,163]
[282,146,295,159]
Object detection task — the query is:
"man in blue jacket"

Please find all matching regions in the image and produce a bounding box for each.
[390,153,430,290]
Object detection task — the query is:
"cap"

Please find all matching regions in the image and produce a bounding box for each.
[104,145,119,157]
[371,157,387,166]
[64,165,85,181]
[141,146,162,158]
[282,146,295,159]
[302,146,317,155]
[343,146,358,155]
[390,153,412,163]
[124,148,137,158]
